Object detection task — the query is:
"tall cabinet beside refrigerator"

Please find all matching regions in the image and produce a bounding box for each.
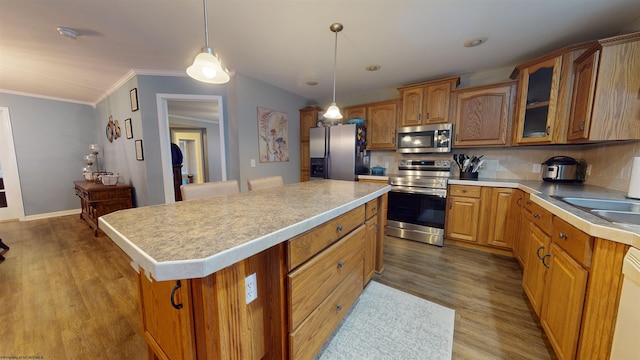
[309,124,369,181]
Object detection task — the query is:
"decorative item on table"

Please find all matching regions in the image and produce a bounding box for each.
[453,153,483,180]
[101,173,119,186]
[82,144,110,181]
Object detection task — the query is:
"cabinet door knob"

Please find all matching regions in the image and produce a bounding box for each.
[170,280,183,310]
[546,126,550,135]
[371,206,377,212]
[578,119,585,131]
[337,261,344,269]
[336,304,343,311]
[526,200,532,205]
[462,189,467,193]
[533,213,541,219]
[337,225,343,232]
[558,232,568,240]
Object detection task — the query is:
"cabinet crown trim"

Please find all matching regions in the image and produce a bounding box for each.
[397,76,460,91]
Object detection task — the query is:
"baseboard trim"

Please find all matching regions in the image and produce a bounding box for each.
[23,209,81,221]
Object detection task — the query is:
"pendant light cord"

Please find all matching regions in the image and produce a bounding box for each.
[202,0,209,48]
[332,29,338,103]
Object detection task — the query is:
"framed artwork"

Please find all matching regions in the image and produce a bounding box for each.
[125,118,133,139]
[257,107,289,163]
[135,140,144,161]
[130,88,139,112]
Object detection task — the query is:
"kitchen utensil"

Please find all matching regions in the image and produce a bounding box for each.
[472,160,484,173]
[541,156,585,182]
[371,166,386,176]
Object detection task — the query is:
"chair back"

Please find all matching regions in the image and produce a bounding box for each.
[247,176,284,191]
[180,180,240,200]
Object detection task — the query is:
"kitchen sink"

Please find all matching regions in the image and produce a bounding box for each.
[560,197,640,212]
[591,210,640,226]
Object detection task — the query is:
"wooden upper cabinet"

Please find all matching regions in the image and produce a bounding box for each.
[367,100,398,150]
[567,32,640,142]
[453,82,516,147]
[344,106,366,121]
[300,107,319,143]
[398,77,459,127]
[510,42,594,145]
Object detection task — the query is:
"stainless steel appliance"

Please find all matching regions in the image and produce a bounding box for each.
[309,124,369,181]
[386,159,451,246]
[541,156,585,182]
[396,123,453,154]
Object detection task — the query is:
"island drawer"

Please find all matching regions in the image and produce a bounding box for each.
[287,225,365,331]
[289,269,363,360]
[365,199,379,220]
[287,205,365,271]
[552,217,593,268]
[449,184,481,198]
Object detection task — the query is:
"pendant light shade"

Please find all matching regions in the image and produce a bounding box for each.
[323,23,343,120]
[187,0,231,84]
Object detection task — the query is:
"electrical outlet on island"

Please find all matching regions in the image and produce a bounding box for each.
[245,272,258,304]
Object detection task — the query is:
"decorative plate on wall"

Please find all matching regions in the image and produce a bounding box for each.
[106,116,114,143]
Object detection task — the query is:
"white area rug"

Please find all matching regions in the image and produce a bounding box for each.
[315,281,455,360]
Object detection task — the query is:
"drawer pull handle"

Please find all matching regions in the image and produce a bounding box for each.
[170,280,183,310]
[337,261,344,269]
[578,119,585,131]
[526,200,532,205]
[516,198,522,207]
[533,213,541,219]
[558,232,568,240]
[536,245,545,260]
[462,189,467,193]
[337,225,343,232]
[541,254,550,269]
[371,206,377,212]
[336,304,343,311]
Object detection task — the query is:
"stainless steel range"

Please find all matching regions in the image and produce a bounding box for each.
[386,159,451,246]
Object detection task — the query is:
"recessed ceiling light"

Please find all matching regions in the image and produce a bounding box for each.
[464,36,488,48]
[306,81,318,86]
[365,65,381,72]
[57,27,80,40]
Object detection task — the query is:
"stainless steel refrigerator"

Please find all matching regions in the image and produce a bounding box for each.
[309,124,369,181]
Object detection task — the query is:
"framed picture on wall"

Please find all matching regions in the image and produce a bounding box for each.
[130,88,139,112]
[135,140,144,161]
[125,118,133,139]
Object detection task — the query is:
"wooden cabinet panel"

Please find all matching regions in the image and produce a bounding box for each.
[453,82,516,147]
[139,271,196,360]
[365,199,379,220]
[449,184,481,198]
[299,107,320,182]
[522,220,551,316]
[567,33,640,142]
[287,205,365,270]
[400,87,424,127]
[74,181,132,236]
[424,82,453,124]
[540,243,588,360]
[486,188,515,249]
[509,190,526,264]
[344,106,366,121]
[398,77,459,127]
[552,217,593,268]
[445,196,481,242]
[367,101,398,150]
[364,217,377,284]
[287,225,365,330]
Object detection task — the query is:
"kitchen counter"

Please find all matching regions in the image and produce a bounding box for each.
[99,180,390,281]
[449,178,640,249]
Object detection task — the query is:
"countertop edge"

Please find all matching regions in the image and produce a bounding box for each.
[450,179,640,249]
[99,185,390,281]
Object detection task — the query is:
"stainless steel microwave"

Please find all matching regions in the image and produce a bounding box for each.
[396,123,453,153]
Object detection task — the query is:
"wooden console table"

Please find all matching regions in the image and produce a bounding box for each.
[74,181,132,236]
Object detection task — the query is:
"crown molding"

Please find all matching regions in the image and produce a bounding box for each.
[0,89,94,107]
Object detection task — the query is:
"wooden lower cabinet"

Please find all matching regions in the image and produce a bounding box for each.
[540,243,588,360]
[522,219,551,316]
[74,181,132,236]
[486,188,515,248]
[445,185,482,243]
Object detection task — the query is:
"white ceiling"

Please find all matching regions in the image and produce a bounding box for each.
[1,1,639,106]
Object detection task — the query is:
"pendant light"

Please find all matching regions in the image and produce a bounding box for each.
[186,0,230,84]
[323,23,343,120]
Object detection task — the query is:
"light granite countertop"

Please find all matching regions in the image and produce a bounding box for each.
[449,178,640,249]
[99,180,390,281]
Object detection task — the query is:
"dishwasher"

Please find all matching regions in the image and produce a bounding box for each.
[610,247,640,358]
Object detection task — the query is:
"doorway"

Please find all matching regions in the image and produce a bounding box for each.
[156,94,226,204]
[0,107,25,221]
[171,128,207,184]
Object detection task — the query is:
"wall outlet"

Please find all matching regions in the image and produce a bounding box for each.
[250,159,256,167]
[245,273,258,304]
[532,164,541,173]
[586,164,592,176]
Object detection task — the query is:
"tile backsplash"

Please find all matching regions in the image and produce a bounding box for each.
[370,140,640,192]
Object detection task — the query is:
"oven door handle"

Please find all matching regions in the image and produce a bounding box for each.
[390,186,447,197]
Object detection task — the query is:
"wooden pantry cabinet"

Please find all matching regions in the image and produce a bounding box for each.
[397,77,459,127]
[299,107,321,182]
[566,32,640,142]
[510,42,593,145]
[452,82,516,147]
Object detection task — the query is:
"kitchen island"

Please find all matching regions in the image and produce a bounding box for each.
[99,180,389,360]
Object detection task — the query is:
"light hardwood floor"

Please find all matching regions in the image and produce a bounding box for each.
[373,236,556,360]
[1,215,554,359]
